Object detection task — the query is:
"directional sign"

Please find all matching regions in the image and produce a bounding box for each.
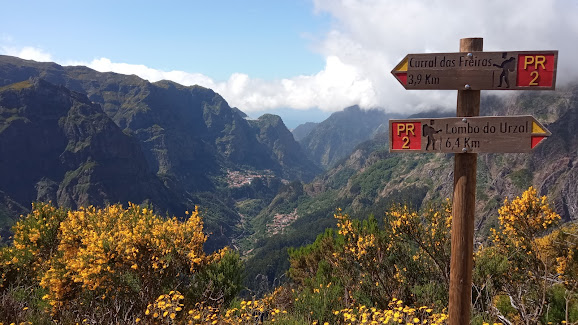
[389,115,551,153]
[391,51,558,90]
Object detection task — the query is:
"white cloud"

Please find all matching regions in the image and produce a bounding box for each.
[71,55,377,113]
[215,56,378,112]
[83,58,218,89]
[1,46,52,62]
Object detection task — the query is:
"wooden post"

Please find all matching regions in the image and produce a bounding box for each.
[449,37,482,325]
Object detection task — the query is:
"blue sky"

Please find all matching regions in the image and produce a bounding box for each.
[0,1,328,80]
[2,0,578,127]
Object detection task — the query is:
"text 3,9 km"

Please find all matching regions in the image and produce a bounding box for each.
[407,73,440,85]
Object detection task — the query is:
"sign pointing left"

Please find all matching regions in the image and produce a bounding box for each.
[391,51,558,90]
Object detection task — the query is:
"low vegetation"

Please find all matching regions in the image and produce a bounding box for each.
[0,187,576,324]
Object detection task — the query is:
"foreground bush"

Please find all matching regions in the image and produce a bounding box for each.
[0,203,242,324]
[473,187,578,324]
[289,200,453,315]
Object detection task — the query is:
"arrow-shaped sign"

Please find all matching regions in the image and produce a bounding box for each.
[389,115,551,153]
[391,51,558,90]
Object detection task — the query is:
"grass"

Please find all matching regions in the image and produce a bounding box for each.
[0,80,33,92]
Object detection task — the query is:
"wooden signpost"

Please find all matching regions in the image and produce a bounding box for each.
[389,38,557,325]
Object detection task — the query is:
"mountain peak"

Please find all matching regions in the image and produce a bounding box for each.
[257,113,284,125]
[343,105,361,112]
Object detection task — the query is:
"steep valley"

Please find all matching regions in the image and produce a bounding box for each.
[244,86,578,291]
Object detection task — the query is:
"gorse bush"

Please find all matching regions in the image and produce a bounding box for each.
[1,203,67,288]
[473,187,578,324]
[0,203,242,324]
[289,200,453,313]
[42,204,207,305]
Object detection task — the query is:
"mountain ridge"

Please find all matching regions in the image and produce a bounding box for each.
[0,56,322,250]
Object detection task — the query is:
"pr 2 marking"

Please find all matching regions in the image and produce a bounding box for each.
[529,71,539,86]
[402,136,410,149]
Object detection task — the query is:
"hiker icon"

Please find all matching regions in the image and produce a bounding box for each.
[493,52,516,88]
[423,120,442,151]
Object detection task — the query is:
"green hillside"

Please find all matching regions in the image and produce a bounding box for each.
[244,84,578,291]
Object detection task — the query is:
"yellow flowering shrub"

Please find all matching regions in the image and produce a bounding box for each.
[496,186,560,249]
[0,203,67,288]
[474,187,563,324]
[545,223,578,291]
[0,202,242,324]
[332,211,403,307]
[387,200,452,288]
[40,203,221,309]
[289,202,452,321]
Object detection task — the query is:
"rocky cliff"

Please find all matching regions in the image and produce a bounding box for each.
[0,56,322,250]
[0,79,181,213]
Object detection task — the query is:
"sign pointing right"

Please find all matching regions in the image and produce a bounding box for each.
[389,115,551,153]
